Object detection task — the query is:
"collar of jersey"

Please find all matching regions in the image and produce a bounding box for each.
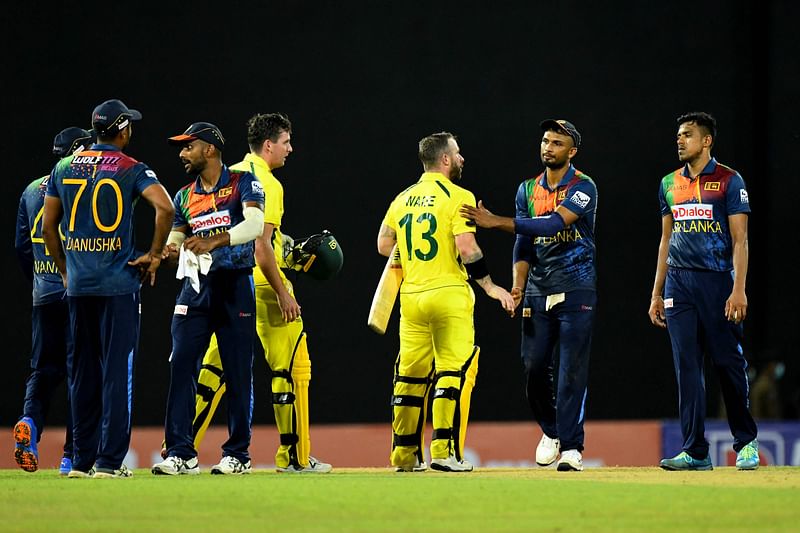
[192,164,231,193]
[419,171,450,182]
[243,152,271,172]
[539,164,576,191]
[680,157,717,180]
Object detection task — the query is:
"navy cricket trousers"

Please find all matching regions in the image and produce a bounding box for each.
[664,267,757,457]
[521,289,595,452]
[68,292,140,472]
[166,268,255,462]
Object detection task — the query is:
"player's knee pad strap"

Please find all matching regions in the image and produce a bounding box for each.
[391,394,425,407]
[432,428,453,440]
[393,433,421,447]
[433,387,460,400]
[273,392,296,404]
[280,433,299,445]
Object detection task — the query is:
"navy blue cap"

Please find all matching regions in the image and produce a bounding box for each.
[540,119,581,147]
[92,99,142,134]
[53,127,96,157]
[168,122,225,151]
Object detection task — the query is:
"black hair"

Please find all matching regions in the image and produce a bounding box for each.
[246,113,291,151]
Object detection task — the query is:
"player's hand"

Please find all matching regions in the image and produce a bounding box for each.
[725,291,747,324]
[648,296,666,328]
[485,284,516,317]
[277,290,302,323]
[162,243,178,260]
[128,252,163,286]
[460,200,499,228]
[184,235,218,255]
[511,286,524,309]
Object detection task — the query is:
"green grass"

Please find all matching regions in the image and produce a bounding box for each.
[2,467,798,532]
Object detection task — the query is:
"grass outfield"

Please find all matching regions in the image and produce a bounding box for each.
[1,467,798,531]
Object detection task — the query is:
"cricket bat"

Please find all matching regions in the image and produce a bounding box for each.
[367,244,403,334]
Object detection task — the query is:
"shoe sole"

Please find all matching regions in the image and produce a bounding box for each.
[430,463,473,473]
[536,459,557,467]
[152,468,200,475]
[659,464,713,471]
[13,421,38,472]
[211,470,251,475]
[557,463,583,472]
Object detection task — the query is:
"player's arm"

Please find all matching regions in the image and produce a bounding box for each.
[41,196,66,286]
[255,222,301,322]
[184,201,264,254]
[128,183,175,286]
[460,200,572,235]
[455,232,515,315]
[648,214,673,328]
[15,194,33,281]
[377,223,397,257]
[511,233,533,309]
[725,213,748,324]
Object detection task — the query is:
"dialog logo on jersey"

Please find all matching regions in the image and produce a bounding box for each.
[672,203,713,221]
[190,210,231,233]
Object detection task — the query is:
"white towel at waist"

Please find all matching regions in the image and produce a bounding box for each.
[176,246,213,293]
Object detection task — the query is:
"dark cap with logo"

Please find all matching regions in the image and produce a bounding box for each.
[92,99,142,135]
[540,119,581,147]
[53,127,96,157]
[167,122,225,151]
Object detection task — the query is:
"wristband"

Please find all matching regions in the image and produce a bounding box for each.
[465,257,490,280]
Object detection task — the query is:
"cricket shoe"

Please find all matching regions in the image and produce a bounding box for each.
[59,457,73,476]
[277,456,332,473]
[736,440,760,470]
[557,449,584,471]
[152,456,200,475]
[430,456,473,472]
[67,465,96,478]
[395,459,428,472]
[211,456,252,475]
[535,433,560,467]
[659,451,713,471]
[13,417,39,472]
[94,464,133,478]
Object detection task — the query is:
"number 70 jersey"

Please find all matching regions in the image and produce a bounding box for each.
[46,146,161,296]
[381,171,476,294]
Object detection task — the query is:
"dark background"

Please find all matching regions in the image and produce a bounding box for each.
[2,2,798,430]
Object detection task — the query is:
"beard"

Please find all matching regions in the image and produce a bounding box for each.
[449,163,463,181]
[182,157,205,175]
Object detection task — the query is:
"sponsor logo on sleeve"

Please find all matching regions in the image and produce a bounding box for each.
[251,180,264,195]
[671,203,713,220]
[145,169,157,179]
[569,190,590,209]
[740,189,749,204]
[189,210,231,233]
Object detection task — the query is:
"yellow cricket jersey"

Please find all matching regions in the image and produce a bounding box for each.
[230,153,288,286]
[382,172,476,294]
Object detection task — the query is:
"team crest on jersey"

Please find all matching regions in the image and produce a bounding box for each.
[703,181,720,191]
[672,203,713,220]
[569,191,590,209]
[558,190,567,200]
[740,189,749,204]
[217,186,232,198]
[190,210,231,232]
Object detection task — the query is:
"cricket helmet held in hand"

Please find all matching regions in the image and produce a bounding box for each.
[285,230,343,280]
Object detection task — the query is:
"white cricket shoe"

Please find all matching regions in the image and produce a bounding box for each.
[557,449,583,471]
[277,456,332,473]
[94,464,133,478]
[430,456,473,472]
[211,456,252,475]
[151,456,200,475]
[536,434,560,466]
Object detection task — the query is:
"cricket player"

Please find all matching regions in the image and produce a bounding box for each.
[152,121,264,476]
[182,113,335,473]
[377,131,514,472]
[13,127,94,474]
[42,99,174,479]
[649,111,759,471]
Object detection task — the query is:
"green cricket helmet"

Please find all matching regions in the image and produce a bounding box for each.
[285,230,343,280]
